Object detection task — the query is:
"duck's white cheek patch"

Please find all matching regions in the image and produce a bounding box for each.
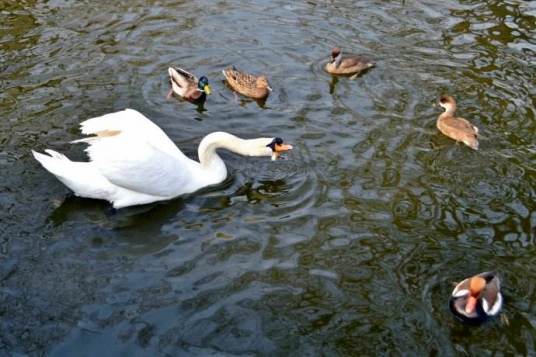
[453,288,469,298]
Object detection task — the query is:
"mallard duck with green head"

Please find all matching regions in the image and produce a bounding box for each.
[167,67,211,102]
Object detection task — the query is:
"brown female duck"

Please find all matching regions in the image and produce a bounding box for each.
[167,67,211,102]
[449,272,503,324]
[325,47,375,75]
[222,66,272,99]
[437,95,479,150]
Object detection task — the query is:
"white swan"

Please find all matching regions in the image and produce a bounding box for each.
[32,109,292,208]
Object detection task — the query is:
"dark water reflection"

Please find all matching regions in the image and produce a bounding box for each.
[1,0,535,355]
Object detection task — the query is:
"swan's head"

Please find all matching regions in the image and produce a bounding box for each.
[197,76,212,95]
[266,137,293,161]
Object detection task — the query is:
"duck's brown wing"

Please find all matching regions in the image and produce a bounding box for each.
[174,67,198,82]
[480,273,501,313]
[438,116,478,137]
[340,55,374,69]
[224,67,257,89]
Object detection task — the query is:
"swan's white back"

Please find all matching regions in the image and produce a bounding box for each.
[33,109,219,208]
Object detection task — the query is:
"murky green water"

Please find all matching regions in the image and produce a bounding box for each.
[1,0,535,355]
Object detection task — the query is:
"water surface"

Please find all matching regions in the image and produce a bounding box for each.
[1,0,535,355]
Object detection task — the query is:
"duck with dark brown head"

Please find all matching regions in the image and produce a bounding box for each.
[325,47,375,75]
[436,95,479,150]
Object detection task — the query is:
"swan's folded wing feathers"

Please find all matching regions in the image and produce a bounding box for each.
[77,109,187,161]
[88,133,194,198]
[79,109,145,135]
[72,109,196,198]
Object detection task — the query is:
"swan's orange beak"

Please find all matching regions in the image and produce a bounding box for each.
[271,143,293,161]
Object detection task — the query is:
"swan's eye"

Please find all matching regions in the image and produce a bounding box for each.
[267,137,284,151]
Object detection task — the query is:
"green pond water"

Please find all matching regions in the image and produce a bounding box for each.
[1,0,535,355]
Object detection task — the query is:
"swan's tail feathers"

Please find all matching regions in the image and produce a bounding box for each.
[32,149,72,175]
[32,150,113,201]
[44,149,69,161]
[32,149,82,187]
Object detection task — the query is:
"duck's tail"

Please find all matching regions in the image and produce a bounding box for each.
[167,67,190,97]
[172,66,195,79]
[463,137,479,150]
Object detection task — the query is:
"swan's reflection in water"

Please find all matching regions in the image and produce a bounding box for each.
[45,175,289,252]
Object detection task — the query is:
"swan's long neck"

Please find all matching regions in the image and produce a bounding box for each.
[196,132,270,183]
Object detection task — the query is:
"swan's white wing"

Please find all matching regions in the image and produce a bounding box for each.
[73,109,197,197]
[91,133,195,197]
[76,108,189,162]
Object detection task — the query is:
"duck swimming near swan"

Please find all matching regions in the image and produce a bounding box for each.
[437,95,479,150]
[449,272,503,324]
[222,66,272,99]
[167,67,211,102]
[324,47,375,75]
[32,109,292,209]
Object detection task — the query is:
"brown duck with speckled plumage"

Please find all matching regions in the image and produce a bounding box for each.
[222,66,272,99]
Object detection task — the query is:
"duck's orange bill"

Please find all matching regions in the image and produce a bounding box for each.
[275,143,293,152]
[465,296,478,314]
